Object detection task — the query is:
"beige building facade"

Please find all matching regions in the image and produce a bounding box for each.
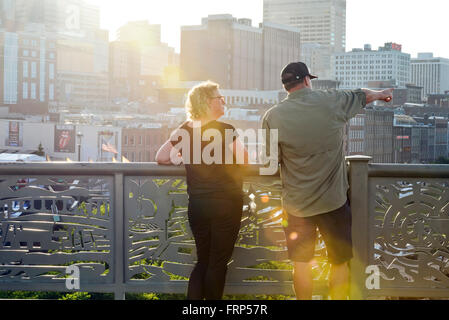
[181,14,300,90]
[263,0,346,79]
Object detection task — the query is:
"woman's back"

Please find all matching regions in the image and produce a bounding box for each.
[173,120,242,199]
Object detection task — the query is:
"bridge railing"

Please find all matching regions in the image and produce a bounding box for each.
[349,157,449,299]
[0,157,448,300]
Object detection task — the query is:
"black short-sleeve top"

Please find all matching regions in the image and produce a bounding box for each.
[170,120,243,199]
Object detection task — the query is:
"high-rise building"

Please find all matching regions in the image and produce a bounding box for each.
[180,14,300,90]
[430,116,448,160]
[109,41,141,102]
[181,15,263,90]
[264,0,346,51]
[410,120,436,164]
[262,22,301,90]
[55,30,109,108]
[427,93,449,107]
[110,21,178,103]
[0,0,16,31]
[344,108,394,163]
[13,0,100,32]
[141,43,176,77]
[1,0,109,110]
[414,116,449,161]
[393,115,415,163]
[117,21,161,47]
[332,43,411,89]
[345,113,366,156]
[345,110,443,164]
[263,0,346,79]
[411,53,449,99]
[365,108,394,163]
[0,30,57,114]
[300,43,335,80]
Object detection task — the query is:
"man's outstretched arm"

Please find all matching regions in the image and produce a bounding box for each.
[362,88,394,105]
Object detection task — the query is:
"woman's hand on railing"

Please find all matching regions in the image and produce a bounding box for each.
[156,140,183,165]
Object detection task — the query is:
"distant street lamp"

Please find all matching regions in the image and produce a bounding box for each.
[77,132,84,162]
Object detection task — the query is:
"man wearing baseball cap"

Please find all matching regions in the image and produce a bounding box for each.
[262,62,393,300]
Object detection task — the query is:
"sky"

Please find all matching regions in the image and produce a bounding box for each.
[87,0,449,58]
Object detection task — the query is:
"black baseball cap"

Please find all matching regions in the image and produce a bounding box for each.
[281,62,318,85]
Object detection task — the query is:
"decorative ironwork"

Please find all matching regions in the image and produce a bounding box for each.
[124,176,329,293]
[370,179,449,290]
[0,176,113,285]
[125,177,191,282]
[3,162,447,299]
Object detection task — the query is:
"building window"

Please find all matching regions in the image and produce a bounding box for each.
[23,82,28,99]
[49,63,55,79]
[4,33,18,104]
[31,62,37,78]
[23,61,29,78]
[49,84,54,100]
[31,83,37,100]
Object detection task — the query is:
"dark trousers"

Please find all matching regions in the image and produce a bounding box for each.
[187,197,243,300]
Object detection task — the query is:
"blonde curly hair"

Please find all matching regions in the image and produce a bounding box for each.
[185,81,219,120]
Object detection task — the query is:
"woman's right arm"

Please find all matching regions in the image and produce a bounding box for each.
[155,140,174,165]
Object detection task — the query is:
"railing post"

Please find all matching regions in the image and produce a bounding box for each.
[114,173,125,300]
[347,156,371,300]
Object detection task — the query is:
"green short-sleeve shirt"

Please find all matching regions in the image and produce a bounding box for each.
[262,88,367,217]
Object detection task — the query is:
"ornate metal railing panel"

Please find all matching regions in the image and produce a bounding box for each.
[1,161,448,299]
[368,177,449,296]
[124,175,329,296]
[125,176,192,286]
[0,175,114,289]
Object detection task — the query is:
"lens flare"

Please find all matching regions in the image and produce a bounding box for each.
[289,232,298,241]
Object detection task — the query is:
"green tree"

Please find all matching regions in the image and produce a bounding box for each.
[35,143,45,157]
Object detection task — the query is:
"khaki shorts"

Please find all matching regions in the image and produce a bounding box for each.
[283,201,353,265]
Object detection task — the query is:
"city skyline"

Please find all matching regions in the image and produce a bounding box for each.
[88,0,449,59]
[0,0,448,165]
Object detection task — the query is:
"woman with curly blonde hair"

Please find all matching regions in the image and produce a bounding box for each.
[156,81,248,300]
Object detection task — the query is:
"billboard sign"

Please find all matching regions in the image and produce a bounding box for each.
[7,121,23,147]
[54,124,76,153]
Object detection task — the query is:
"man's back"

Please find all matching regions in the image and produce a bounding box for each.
[262,87,366,217]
